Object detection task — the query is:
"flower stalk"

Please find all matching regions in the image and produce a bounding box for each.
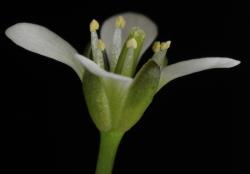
[95,131,124,174]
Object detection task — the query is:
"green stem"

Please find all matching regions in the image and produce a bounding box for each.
[95,131,124,174]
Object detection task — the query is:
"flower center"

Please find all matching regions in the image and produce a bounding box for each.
[88,16,171,76]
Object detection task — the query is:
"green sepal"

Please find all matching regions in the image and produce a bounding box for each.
[101,78,130,132]
[82,45,131,132]
[116,60,160,132]
[82,72,112,131]
[114,27,145,77]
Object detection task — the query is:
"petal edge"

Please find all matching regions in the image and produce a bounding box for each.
[75,54,133,83]
[158,57,240,91]
[6,23,84,80]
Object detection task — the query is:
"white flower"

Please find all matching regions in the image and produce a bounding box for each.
[5,12,240,132]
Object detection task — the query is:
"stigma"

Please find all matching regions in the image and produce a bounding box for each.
[126,38,137,49]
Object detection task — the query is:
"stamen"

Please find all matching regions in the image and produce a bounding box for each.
[89,19,104,68]
[97,39,105,51]
[110,16,126,72]
[90,19,99,32]
[152,41,171,68]
[152,41,161,53]
[126,38,137,49]
[115,16,126,29]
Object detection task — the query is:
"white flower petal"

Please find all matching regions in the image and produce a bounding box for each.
[74,54,133,83]
[5,23,84,80]
[158,57,240,91]
[101,12,158,63]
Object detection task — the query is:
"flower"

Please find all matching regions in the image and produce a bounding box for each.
[5,12,240,133]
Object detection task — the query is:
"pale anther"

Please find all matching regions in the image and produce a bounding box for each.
[98,39,106,51]
[160,41,171,50]
[90,19,100,32]
[115,16,126,28]
[152,41,161,53]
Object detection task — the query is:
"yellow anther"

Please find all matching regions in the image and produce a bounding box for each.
[160,41,171,50]
[97,39,106,51]
[90,19,100,32]
[126,38,137,49]
[152,41,161,53]
[115,16,126,28]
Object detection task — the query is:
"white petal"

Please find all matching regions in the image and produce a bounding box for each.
[74,54,133,83]
[5,23,84,80]
[101,12,158,62]
[158,57,240,91]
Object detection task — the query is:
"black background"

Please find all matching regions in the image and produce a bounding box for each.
[1,0,248,173]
